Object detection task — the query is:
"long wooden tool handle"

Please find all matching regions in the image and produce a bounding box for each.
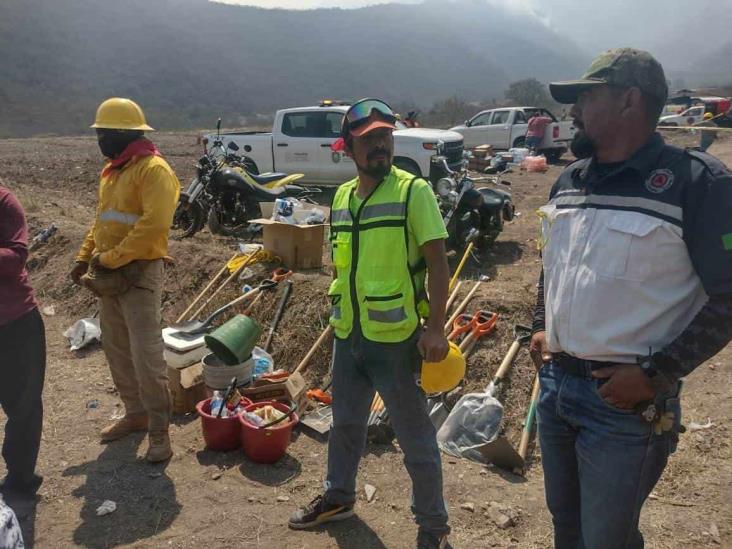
[243,291,264,316]
[494,340,521,382]
[458,331,475,354]
[517,376,541,460]
[294,325,333,374]
[449,242,474,292]
[190,247,262,320]
[444,280,481,334]
[176,252,238,323]
[445,280,463,315]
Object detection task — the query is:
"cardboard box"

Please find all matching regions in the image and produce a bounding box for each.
[468,157,490,172]
[250,204,329,270]
[168,362,207,414]
[472,145,494,159]
[239,371,307,410]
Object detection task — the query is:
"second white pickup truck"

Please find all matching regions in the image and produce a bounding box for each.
[450,107,575,162]
[205,102,465,185]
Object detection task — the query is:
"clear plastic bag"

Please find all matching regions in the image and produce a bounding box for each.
[436,382,503,463]
[63,318,101,351]
[251,346,274,378]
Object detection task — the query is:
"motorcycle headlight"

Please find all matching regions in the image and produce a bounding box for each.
[436,178,455,197]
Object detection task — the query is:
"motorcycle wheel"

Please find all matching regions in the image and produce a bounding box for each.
[172,201,204,239]
[207,208,257,237]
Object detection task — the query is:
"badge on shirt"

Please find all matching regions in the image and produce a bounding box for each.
[645,169,674,194]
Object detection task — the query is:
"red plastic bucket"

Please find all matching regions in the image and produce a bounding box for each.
[196,397,252,451]
[238,401,299,464]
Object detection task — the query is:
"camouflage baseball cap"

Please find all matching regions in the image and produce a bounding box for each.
[550,48,668,105]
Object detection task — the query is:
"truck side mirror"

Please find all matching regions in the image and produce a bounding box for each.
[464,120,470,127]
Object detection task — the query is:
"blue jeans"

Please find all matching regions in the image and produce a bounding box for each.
[325,331,449,536]
[537,362,679,549]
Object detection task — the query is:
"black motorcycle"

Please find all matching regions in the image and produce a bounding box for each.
[173,119,321,239]
[429,144,514,249]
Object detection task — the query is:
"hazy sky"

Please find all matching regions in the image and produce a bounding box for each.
[216,0,726,68]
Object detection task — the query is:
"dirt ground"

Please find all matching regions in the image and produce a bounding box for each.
[0,130,729,548]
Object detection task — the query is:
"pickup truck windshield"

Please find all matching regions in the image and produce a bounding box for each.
[282,111,343,138]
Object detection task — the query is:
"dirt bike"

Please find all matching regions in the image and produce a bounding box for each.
[173,119,321,238]
[430,143,514,250]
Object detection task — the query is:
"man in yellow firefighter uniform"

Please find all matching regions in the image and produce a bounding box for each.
[71,98,180,462]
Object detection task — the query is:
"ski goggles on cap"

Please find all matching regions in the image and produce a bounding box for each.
[342,98,397,137]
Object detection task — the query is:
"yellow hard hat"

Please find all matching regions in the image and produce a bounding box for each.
[91,97,154,131]
[703,112,713,120]
[420,341,466,393]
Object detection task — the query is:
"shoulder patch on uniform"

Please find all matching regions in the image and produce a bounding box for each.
[645,169,675,193]
[685,148,730,176]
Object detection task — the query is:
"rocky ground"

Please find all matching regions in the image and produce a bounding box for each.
[0,129,729,548]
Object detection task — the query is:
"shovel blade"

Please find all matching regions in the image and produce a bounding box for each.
[301,406,333,436]
[168,320,207,335]
[427,398,449,430]
[477,435,524,472]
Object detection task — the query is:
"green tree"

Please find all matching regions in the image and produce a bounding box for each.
[504,78,551,108]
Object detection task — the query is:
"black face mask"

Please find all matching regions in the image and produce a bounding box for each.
[96,130,143,159]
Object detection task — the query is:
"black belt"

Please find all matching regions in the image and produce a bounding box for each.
[553,353,616,378]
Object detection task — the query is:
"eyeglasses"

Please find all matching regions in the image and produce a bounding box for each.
[344,98,397,133]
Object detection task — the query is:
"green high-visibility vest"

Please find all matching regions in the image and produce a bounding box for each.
[329,167,429,343]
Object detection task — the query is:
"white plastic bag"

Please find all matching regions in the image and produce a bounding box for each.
[436,382,503,463]
[63,318,101,351]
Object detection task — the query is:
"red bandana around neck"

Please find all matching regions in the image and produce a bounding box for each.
[102,138,162,177]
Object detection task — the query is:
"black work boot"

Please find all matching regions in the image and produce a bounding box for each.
[288,494,354,529]
[417,529,453,549]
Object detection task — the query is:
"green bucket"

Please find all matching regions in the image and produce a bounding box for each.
[205,314,262,366]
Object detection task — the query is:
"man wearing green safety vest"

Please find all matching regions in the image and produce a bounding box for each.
[289,99,453,549]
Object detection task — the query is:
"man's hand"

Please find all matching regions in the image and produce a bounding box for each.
[70,261,88,285]
[529,330,552,370]
[592,365,656,410]
[418,327,449,363]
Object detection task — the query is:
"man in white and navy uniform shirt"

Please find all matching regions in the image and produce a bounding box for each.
[529,48,732,548]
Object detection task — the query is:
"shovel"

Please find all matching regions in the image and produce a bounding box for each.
[170,279,277,335]
[436,324,532,463]
[477,374,540,473]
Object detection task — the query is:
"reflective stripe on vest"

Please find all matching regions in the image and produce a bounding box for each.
[328,167,428,343]
[99,209,141,225]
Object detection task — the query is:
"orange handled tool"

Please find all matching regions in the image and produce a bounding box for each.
[307,389,333,405]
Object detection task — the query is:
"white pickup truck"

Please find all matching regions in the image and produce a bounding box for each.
[659,105,706,127]
[206,102,465,185]
[450,107,575,162]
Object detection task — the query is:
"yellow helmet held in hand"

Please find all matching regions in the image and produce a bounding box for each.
[91,97,154,131]
[420,341,466,393]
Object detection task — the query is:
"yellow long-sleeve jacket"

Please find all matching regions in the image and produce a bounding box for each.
[76,155,180,269]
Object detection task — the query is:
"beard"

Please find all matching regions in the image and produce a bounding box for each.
[357,148,392,180]
[362,159,392,180]
[570,128,595,159]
